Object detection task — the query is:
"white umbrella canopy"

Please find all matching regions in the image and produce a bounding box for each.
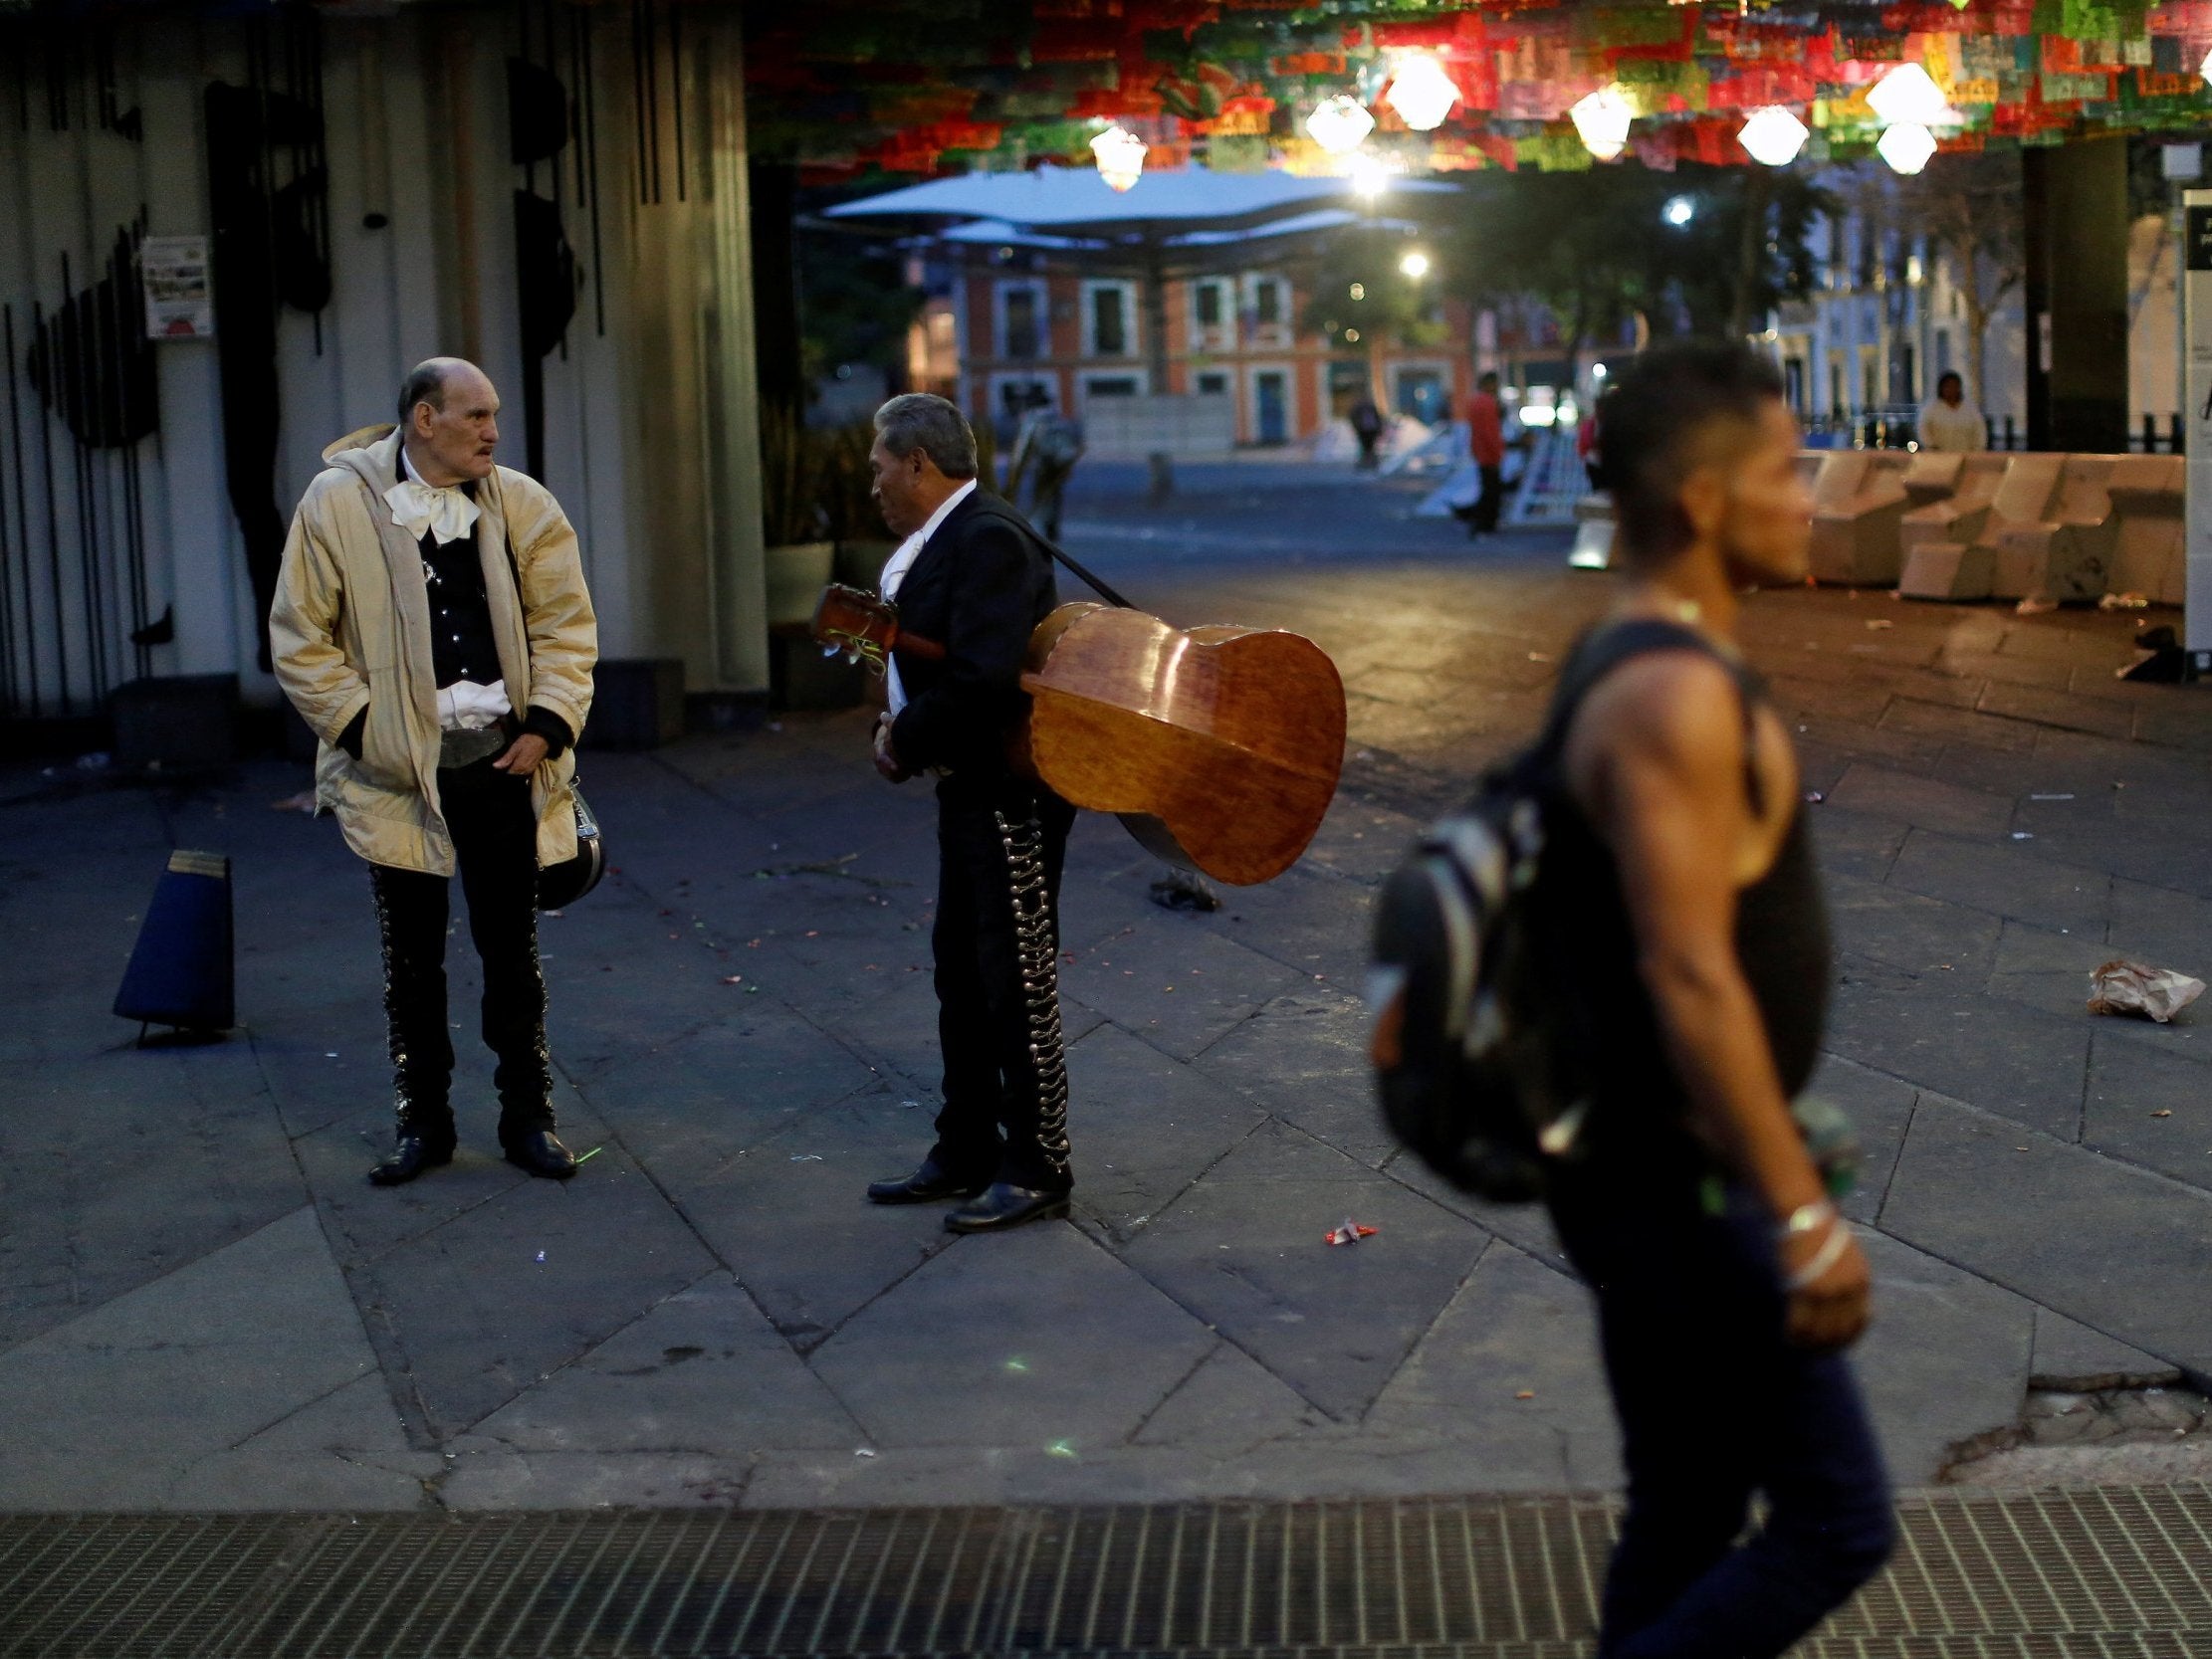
[926,205,1431,272]
[821,162,1451,240]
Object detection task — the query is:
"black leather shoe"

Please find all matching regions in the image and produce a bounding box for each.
[367,1134,455,1187]
[503,1130,578,1179]
[945,1182,1071,1234]
[867,1158,990,1205]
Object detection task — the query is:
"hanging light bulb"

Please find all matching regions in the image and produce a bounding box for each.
[1349,155,1394,199]
[1738,105,1811,167]
[1569,87,1634,161]
[1089,124,1148,192]
[1867,62,1953,127]
[1877,120,1938,175]
[1306,94,1376,155]
[1385,54,1460,132]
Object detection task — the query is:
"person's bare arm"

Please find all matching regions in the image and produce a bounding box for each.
[1569,652,1870,1350]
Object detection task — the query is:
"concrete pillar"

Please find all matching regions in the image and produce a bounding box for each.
[2023,136,2128,454]
[701,15,769,693]
[2180,189,2212,663]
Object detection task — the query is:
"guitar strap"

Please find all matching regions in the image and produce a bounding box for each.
[1028,526,1133,611]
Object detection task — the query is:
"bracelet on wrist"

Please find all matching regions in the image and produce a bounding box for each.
[1785,1224,1851,1291]
[1779,1199,1837,1239]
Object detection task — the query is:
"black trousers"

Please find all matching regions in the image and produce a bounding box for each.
[1027,461,1074,541]
[368,756,552,1143]
[927,775,1078,1191]
[1547,1168,1894,1658]
[1471,463,1505,532]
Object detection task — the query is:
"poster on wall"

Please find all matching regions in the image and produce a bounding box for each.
[141,237,213,339]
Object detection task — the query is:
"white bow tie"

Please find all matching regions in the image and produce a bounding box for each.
[384,476,480,545]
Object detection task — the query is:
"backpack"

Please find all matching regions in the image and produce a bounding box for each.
[1369,620,1744,1202]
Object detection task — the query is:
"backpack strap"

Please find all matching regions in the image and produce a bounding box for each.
[1539,617,1768,819]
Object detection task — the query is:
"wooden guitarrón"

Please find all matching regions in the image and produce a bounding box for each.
[813,583,1345,886]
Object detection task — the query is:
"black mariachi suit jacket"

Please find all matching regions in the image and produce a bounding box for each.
[887,488,1059,781]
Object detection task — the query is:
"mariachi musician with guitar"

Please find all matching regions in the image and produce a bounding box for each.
[846,393,1349,1236]
[859,394,1083,1235]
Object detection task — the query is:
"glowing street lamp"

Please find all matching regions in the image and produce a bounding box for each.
[1877,120,1938,175]
[1349,155,1396,200]
[1089,124,1148,192]
[1738,105,1811,167]
[1867,62,1953,127]
[1385,54,1460,132]
[1306,95,1376,156]
[1569,87,1634,162]
[1399,249,1431,279]
[1662,195,1695,227]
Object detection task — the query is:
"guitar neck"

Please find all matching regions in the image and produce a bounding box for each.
[892,626,947,662]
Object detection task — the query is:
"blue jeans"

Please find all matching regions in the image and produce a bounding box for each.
[1547,1169,1895,1658]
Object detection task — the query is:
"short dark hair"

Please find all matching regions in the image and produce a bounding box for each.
[1595,340,1785,560]
[397,361,450,425]
[1936,370,1964,395]
[1477,371,1500,391]
[873,393,979,480]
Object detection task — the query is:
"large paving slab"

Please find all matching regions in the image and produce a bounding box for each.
[1880,1093,2212,1379]
[1118,1121,1490,1422]
[807,1222,1217,1453]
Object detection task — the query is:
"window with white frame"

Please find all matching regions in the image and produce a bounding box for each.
[1082,373,1143,400]
[1257,275,1285,323]
[1191,278,1233,348]
[997,280,1046,360]
[1083,281,1135,358]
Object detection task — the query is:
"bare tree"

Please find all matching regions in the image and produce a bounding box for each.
[1891,152,2026,412]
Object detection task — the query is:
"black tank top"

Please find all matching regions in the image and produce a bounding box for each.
[1531,620,1832,1168]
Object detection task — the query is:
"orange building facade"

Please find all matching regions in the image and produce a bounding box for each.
[917,261,1478,450]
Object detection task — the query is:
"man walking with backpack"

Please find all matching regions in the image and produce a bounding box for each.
[1533,341,1891,1655]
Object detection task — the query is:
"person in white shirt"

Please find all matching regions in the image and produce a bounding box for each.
[1916,372,1984,453]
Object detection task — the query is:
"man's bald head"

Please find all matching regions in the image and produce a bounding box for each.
[397,357,489,425]
[398,357,502,486]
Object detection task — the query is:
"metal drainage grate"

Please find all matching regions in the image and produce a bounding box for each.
[0,1489,2206,1658]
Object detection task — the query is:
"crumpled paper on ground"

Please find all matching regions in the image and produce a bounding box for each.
[2088,959,2206,1024]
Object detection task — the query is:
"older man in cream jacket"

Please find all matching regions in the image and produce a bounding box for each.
[271,357,596,1186]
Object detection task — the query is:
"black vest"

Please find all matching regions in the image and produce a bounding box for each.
[418,487,502,691]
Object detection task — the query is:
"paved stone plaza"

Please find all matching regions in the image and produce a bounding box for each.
[2,463,2210,1515]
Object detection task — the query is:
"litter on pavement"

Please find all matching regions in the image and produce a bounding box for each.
[1325,1218,1379,1246]
[2088,960,2206,1024]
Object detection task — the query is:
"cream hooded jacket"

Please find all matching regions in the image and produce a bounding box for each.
[269,425,597,876]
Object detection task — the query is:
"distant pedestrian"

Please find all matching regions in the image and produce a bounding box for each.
[1467,371,1506,535]
[1576,400,1604,490]
[1005,387,1084,540]
[270,358,597,1187]
[1348,395,1385,471]
[1916,371,1983,453]
[1536,340,1894,1657]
